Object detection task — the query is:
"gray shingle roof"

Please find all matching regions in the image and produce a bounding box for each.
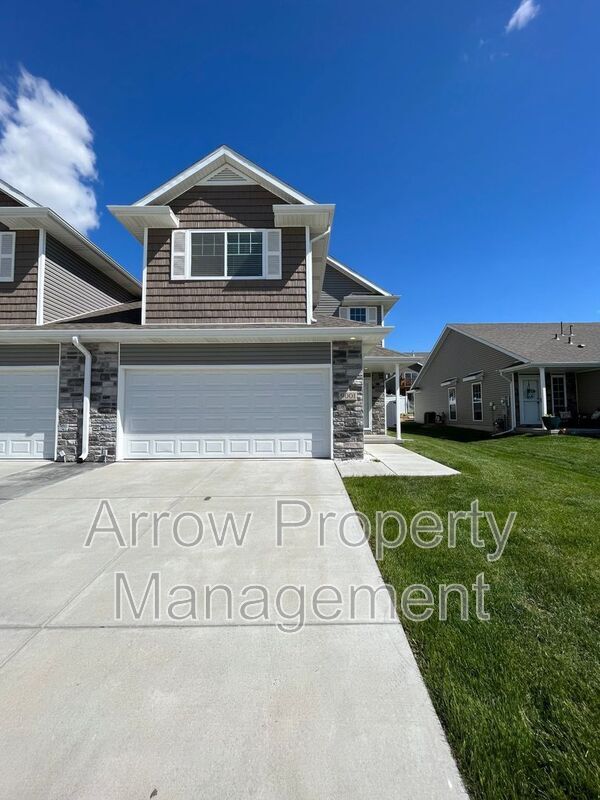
[451,323,600,365]
[0,312,378,332]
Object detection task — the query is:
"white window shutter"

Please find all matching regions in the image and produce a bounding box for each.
[265,229,281,279]
[367,306,378,324]
[339,307,350,320]
[171,230,187,278]
[0,232,15,281]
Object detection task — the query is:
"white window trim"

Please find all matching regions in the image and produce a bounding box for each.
[550,373,567,414]
[448,387,457,422]
[471,381,483,422]
[172,228,278,281]
[0,231,16,282]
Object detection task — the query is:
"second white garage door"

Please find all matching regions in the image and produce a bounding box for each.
[120,367,331,459]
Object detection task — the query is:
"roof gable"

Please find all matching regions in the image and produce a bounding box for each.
[134,145,315,207]
[450,323,600,365]
[0,179,39,208]
[326,256,392,297]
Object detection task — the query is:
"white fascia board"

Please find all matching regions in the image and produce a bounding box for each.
[273,204,335,231]
[0,207,141,296]
[326,256,392,297]
[0,179,40,208]
[341,294,400,307]
[364,357,423,369]
[0,325,393,345]
[108,206,180,242]
[134,146,316,207]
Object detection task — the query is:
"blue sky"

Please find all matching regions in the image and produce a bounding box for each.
[0,1,598,351]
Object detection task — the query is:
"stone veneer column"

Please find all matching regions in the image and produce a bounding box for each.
[57,342,119,462]
[332,340,364,459]
[370,372,387,435]
[57,343,83,461]
[88,343,119,461]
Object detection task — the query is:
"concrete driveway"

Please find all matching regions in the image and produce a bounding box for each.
[0,460,466,799]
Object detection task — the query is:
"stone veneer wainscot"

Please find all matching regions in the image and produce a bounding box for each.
[332,340,364,459]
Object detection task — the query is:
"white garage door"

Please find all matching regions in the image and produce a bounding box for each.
[0,368,58,459]
[121,367,331,459]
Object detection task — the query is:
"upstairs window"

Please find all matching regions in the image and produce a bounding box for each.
[0,231,15,282]
[172,229,280,280]
[340,306,378,324]
[349,307,367,323]
[472,382,483,422]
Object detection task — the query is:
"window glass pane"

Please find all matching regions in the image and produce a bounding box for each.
[551,376,566,414]
[448,388,457,421]
[227,231,263,276]
[190,232,225,277]
[349,307,367,323]
[472,383,483,421]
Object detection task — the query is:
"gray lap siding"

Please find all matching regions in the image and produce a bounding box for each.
[43,236,135,323]
[144,185,307,324]
[414,329,516,431]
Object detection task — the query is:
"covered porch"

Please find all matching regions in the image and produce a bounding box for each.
[363,346,424,442]
[502,365,600,431]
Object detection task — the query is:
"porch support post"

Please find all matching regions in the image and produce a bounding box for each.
[539,366,548,418]
[510,373,517,429]
[395,362,402,442]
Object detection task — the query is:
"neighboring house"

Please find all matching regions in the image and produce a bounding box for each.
[413,323,600,432]
[0,147,415,462]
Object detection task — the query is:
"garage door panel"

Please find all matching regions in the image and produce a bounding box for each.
[0,369,58,460]
[122,367,330,459]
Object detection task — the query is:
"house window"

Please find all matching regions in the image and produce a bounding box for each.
[448,387,457,421]
[472,382,483,421]
[349,307,367,323]
[340,306,378,324]
[551,375,567,415]
[173,229,280,280]
[0,231,16,282]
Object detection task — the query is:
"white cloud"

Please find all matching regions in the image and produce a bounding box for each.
[506,0,541,33]
[0,69,98,234]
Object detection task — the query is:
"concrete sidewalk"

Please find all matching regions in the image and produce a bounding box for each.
[338,443,459,477]
[0,460,466,799]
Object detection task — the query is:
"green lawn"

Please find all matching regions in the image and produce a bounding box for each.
[344,425,600,800]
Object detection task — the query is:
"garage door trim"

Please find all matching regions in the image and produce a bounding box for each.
[116,363,333,461]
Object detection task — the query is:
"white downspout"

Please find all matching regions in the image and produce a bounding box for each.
[308,226,331,323]
[72,336,91,462]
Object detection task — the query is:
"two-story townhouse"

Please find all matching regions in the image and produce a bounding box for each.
[0,147,417,462]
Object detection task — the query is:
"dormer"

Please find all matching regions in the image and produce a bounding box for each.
[109,146,335,325]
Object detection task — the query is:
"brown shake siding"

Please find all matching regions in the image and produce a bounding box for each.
[0,191,24,232]
[144,185,307,324]
[0,191,24,207]
[0,230,39,325]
